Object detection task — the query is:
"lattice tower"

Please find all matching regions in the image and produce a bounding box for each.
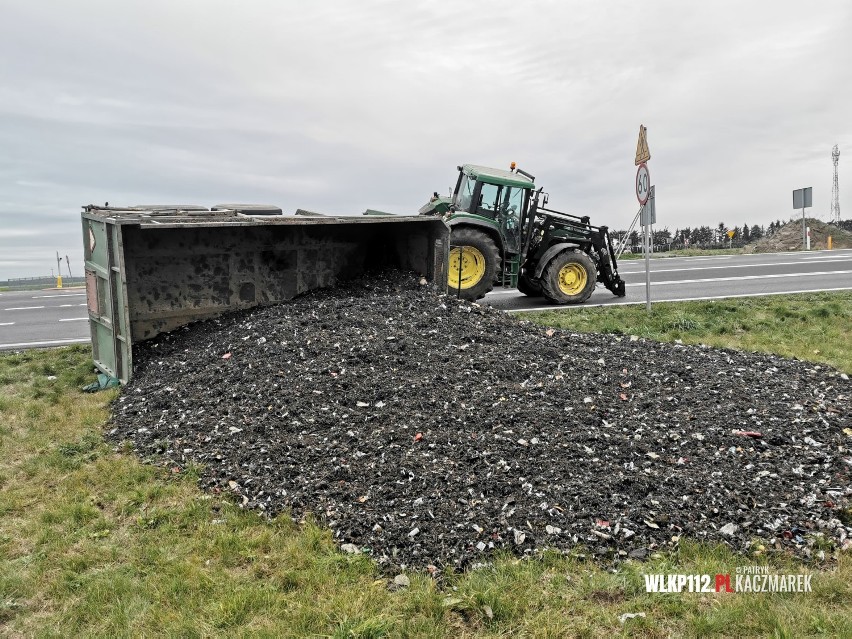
[830,144,840,223]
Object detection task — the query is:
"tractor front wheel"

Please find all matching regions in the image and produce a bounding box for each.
[541,250,597,304]
[448,228,499,300]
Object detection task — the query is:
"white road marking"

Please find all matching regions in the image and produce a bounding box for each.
[58,317,89,322]
[0,322,14,326]
[5,306,45,311]
[506,286,852,313]
[624,269,852,287]
[32,293,86,298]
[0,337,90,349]
[619,256,735,265]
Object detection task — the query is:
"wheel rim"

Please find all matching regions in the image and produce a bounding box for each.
[448,246,486,289]
[557,263,587,296]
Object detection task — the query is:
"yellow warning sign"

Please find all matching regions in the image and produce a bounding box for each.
[635,125,651,166]
[727,230,735,239]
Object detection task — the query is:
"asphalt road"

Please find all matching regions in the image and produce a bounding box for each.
[0,288,89,350]
[1,249,851,350]
[483,248,852,312]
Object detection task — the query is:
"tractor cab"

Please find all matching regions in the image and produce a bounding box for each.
[449,164,533,254]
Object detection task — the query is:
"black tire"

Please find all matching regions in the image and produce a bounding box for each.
[540,250,597,304]
[516,268,542,297]
[448,227,499,301]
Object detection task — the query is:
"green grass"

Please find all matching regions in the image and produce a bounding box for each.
[524,292,852,374]
[1,339,851,637]
[618,248,746,260]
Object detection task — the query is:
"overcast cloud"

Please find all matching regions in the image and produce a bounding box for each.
[1,0,850,278]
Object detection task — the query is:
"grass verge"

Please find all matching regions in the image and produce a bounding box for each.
[618,248,746,260]
[1,340,850,637]
[523,291,852,374]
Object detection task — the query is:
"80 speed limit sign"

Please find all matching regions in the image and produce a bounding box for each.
[636,163,650,205]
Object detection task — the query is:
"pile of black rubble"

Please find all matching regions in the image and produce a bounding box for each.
[110,271,852,569]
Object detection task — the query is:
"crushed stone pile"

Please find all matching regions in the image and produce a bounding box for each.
[110,272,852,569]
[750,218,852,253]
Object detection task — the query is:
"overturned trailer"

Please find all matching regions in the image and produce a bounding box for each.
[82,205,449,383]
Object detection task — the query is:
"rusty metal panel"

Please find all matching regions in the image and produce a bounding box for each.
[85,270,98,314]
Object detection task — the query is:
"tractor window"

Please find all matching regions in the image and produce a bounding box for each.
[499,186,524,252]
[454,174,476,212]
[476,182,501,218]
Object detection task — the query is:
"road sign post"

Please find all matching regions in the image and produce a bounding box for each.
[634,124,654,312]
[635,127,653,311]
[793,187,812,250]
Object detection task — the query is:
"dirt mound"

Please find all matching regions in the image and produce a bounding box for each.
[109,272,852,570]
[750,219,852,253]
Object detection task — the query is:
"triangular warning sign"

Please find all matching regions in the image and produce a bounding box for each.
[635,125,650,165]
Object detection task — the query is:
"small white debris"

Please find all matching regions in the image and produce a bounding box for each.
[513,530,526,545]
[394,574,411,587]
[341,543,359,554]
[408,527,420,538]
[356,401,369,407]
[546,525,562,535]
[720,523,738,536]
[619,612,646,624]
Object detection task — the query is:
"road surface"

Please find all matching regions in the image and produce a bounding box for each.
[1,249,851,350]
[0,289,89,350]
[484,248,852,312]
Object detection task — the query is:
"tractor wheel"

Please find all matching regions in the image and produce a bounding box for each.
[448,228,499,300]
[540,250,597,305]
[516,269,542,297]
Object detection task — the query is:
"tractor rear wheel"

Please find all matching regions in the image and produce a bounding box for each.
[448,228,499,300]
[516,268,542,297]
[541,249,596,304]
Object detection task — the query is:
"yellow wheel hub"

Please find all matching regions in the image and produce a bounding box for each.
[448,246,486,290]
[557,263,587,296]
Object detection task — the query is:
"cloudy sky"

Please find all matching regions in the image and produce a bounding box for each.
[1,0,849,278]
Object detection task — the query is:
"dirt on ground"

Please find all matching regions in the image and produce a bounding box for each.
[109,272,852,570]
[750,219,852,253]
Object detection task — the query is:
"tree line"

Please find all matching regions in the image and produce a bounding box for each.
[614,219,795,250]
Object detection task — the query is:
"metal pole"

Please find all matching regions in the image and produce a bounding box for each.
[644,212,651,312]
[802,206,806,249]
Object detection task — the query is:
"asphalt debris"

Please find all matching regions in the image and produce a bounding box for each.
[109,271,852,569]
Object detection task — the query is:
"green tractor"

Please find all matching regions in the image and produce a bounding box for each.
[419,163,627,304]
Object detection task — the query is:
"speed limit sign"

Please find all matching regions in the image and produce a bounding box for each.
[636,163,650,205]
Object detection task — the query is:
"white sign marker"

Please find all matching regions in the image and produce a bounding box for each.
[636,163,650,205]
